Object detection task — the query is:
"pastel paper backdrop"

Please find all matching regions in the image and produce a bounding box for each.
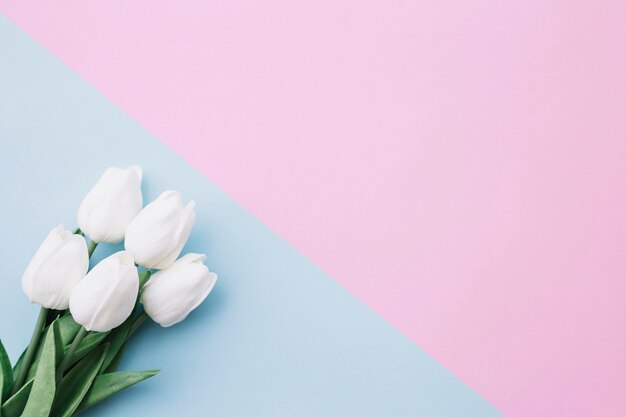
[0,17,502,417]
[1,0,626,415]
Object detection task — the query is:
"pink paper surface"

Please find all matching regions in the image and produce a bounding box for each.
[2,1,626,415]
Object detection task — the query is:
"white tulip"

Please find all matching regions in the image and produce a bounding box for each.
[77,166,143,243]
[141,254,217,327]
[22,225,89,310]
[124,191,196,269]
[69,251,139,332]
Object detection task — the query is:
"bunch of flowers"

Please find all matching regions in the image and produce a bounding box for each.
[0,166,218,417]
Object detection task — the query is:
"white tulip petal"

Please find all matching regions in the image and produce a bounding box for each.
[77,166,143,243]
[125,191,196,269]
[70,251,138,332]
[129,165,143,181]
[22,225,89,310]
[141,253,217,327]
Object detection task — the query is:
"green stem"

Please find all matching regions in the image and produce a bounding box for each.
[56,326,87,382]
[87,241,98,258]
[138,270,152,290]
[125,272,153,339]
[11,307,48,395]
[129,311,148,338]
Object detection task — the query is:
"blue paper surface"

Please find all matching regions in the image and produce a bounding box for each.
[0,16,503,417]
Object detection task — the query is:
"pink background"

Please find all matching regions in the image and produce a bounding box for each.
[2,1,626,415]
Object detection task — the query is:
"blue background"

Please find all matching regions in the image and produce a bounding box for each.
[0,16,502,417]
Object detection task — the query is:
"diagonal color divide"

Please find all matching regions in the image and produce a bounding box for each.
[0,16,503,417]
[2,1,626,415]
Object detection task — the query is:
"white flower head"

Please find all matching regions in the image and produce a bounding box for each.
[69,251,139,332]
[77,166,143,243]
[141,253,217,327]
[125,191,195,269]
[22,225,89,310]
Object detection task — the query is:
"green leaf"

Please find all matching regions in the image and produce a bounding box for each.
[14,314,82,383]
[20,320,62,417]
[0,339,13,402]
[26,331,108,381]
[56,314,82,346]
[100,316,132,374]
[51,344,108,417]
[104,346,125,374]
[45,310,62,327]
[76,370,159,413]
[1,378,33,417]
[10,350,24,381]
[67,332,108,367]
[40,315,81,361]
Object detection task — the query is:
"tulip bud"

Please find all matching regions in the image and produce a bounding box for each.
[69,251,139,332]
[141,254,217,327]
[77,166,143,243]
[22,225,89,310]
[124,191,196,269]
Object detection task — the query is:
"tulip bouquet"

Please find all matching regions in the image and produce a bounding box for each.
[0,167,218,417]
